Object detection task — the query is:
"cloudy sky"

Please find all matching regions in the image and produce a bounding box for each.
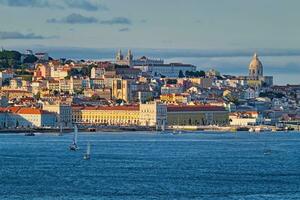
[0,0,300,50]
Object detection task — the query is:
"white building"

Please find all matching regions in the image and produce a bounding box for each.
[132,56,164,66]
[0,107,56,128]
[139,102,167,129]
[43,102,72,128]
[91,67,105,79]
[35,52,49,61]
[133,63,196,78]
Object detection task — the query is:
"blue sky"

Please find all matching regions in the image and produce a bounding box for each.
[0,0,300,50]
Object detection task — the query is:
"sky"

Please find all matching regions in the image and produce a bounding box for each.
[0,0,300,50]
[0,0,299,85]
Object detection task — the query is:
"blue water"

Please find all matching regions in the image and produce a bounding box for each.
[0,132,300,200]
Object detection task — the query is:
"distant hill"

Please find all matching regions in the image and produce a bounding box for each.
[0,50,21,60]
[0,50,37,68]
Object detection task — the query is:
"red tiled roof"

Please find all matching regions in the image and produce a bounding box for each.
[72,105,139,111]
[167,105,226,112]
[17,107,43,114]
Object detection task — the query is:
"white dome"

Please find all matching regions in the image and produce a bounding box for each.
[249,53,263,70]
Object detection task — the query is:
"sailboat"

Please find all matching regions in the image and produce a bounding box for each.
[58,123,63,136]
[69,125,79,151]
[83,142,91,160]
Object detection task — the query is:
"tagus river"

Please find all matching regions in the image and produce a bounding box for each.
[0,132,300,200]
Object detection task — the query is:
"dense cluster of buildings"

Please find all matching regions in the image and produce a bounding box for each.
[1,49,299,130]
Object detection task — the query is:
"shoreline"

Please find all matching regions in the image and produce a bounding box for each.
[0,127,296,134]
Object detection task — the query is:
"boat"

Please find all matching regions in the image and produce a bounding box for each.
[69,125,79,151]
[58,123,63,136]
[263,149,272,155]
[88,128,96,132]
[25,132,35,136]
[248,128,254,133]
[83,142,91,160]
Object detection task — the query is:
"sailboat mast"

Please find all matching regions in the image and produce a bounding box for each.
[60,123,63,133]
[87,142,90,155]
[73,125,78,144]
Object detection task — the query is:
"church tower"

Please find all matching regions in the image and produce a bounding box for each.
[249,52,263,78]
[126,49,133,66]
[116,49,123,61]
[126,49,133,61]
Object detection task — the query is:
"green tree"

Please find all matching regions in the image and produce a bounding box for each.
[178,70,185,78]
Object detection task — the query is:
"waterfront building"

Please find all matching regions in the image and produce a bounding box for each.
[43,102,72,127]
[229,111,263,126]
[167,105,229,126]
[72,105,140,126]
[139,102,167,129]
[72,102,167,128]
[0,107,56,128]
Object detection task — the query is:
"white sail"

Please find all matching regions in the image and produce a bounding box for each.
[87,142,91,155]
[162,121,165,131]
[60,123,63,133]
[73,125,78,145]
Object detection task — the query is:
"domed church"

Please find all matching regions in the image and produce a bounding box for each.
[246,52,273,87]
[249,53,263,78]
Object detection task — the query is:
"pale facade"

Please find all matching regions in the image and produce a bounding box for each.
[139,102,167,129]
[43,102,72,127]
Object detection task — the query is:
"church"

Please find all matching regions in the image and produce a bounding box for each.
[245,53,273,87]
[115,49,133,66]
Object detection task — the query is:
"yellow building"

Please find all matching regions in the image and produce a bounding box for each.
[72,105,140,126]
[167,105,229,126]
[112,78,133,102]
[189,77,213,88]
[160,93,191,104]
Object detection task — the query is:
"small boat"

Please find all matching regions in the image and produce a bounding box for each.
[263,149,272,155]
[69,125,79,151]
[25,132,35,136]
[88,128,96,132]
[58,123,63,136]
[248,128,254,133]
[83,142,91,160]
